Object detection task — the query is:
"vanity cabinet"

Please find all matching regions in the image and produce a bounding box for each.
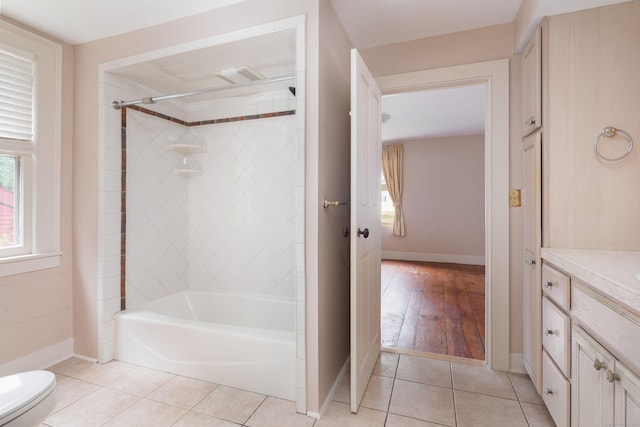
[523,2,640,419]
[541,250,640,427]
[540,263,571,426]
[521,26,541,137]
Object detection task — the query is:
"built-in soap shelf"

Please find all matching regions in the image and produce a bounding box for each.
[174,167,203,177]
[170,142,205,176]
[169,142,206,153]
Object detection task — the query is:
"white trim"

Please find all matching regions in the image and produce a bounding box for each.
[71,353,98,364]
[0,19,62,272]
[510,352,527,374]
[376,58,510,371]
[0,252,61,277]
[0,338,73,376]
[382,251,485,266]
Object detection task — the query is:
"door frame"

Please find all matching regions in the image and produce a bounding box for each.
[376,59,510,370]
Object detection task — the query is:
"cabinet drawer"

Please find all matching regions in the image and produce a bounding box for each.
[572,283,640,374]
[542,263,570,310]
[543,297,571,377]
[543,350,570,427]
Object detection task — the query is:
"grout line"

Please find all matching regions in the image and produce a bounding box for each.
[507,372,534,427]
[242,394,269,425]
[450,362,459,427]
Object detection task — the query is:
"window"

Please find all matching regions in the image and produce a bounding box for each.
[381,171,394,223]
[0,20,62,276]
[0,155,21,248]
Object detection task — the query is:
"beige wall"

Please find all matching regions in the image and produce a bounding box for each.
[0,18,74,368]
[361,23,514,77]
[381,135,485,262]
[314,0,352,412]
[363,24,526,359]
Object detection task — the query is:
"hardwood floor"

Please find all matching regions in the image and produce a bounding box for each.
[381,259,486,360]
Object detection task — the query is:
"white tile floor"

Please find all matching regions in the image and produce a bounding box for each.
[42,352,555,426]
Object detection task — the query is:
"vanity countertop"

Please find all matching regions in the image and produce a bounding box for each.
[541,248,640,314]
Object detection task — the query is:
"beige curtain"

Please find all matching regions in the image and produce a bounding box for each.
[382,144,405,236]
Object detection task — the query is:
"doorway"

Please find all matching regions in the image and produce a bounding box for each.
[379,84,486,361]
[374,59,510,371]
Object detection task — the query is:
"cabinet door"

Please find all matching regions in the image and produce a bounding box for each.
[615,363,640,426]
[572,327,615,427]
[521,26,541,136]
[544,2,640,249]
[522,132,542,392]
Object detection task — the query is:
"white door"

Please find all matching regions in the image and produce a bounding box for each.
[350,48,382,413]
[522,132,542,392]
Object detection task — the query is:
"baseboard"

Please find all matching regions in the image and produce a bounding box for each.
[510,353,526,374]
[73,353,98,363]
[0,338,74,376]
[309,356,350,419]
[382,251,485,266]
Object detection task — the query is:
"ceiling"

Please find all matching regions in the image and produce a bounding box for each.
[382,85,486,143]
[110,28,297,103]
[0,0,630,141]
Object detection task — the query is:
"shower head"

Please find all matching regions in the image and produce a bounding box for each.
[289,87,296,96]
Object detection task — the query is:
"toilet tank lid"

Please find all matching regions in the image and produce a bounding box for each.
[0,370,56,420]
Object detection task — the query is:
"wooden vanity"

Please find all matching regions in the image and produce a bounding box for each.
[541,249,640,427]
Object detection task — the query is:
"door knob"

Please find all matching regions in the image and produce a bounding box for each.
[357,228,369,238]
[594,359,606,371]
[606,370,619,383]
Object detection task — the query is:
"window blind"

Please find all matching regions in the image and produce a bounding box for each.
[0,48,34,142]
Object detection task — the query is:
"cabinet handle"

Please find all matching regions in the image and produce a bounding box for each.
[526,118,537,126]
[544,329,556,336]
[606,370,620,383]
[543,280,553,289]
[525,259,536,266]
[594,359,607,371]
[544,388,553,395]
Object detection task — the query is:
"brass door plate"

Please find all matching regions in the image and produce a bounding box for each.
[510,189,522,207]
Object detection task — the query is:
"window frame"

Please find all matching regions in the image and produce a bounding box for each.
[0,19,62,277]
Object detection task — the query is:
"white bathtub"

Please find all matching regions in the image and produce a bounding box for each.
[114,291,296,400]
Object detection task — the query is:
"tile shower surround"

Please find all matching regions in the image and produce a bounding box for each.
[120,106,296,309]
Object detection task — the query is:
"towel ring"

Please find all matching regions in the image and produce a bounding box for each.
[594,127,633,162]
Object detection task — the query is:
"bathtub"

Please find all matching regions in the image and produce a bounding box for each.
[114,291,296,400]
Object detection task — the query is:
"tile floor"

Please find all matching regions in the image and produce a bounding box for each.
[42,352,555,426]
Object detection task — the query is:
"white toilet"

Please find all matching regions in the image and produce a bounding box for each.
[0,371,56,427]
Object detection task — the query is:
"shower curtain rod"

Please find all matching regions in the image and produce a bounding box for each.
[112,74,296,110]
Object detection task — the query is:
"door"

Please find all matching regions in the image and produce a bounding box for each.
[350,48,382,413]
[572,327,615,427]
[521,26,542,137]
[615,363,640,426]
[522,132,542,392]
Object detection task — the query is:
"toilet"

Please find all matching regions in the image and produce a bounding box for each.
[0,371,56,426]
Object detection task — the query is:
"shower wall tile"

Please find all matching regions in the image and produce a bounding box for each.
[125,109,189,308]
[186,89,295,123]
[187,115,297,298]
